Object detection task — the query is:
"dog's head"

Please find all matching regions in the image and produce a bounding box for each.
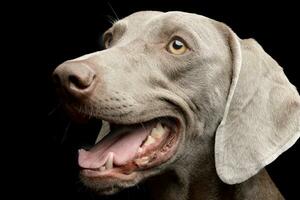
[53,11,300,195]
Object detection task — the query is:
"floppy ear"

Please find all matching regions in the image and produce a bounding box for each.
[215,28,300,184]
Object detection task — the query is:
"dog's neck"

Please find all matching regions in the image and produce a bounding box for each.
[190,168,284,200]
[143,123,284,200]
[144,166,283,200]
[142,114,284,200]
[145,164,284,200]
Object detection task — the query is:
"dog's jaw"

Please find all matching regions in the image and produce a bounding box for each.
[70,105,185,195]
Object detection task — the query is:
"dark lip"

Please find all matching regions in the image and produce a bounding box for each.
[81,169,138,180]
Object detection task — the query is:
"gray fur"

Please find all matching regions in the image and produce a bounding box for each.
[53,11,300,199]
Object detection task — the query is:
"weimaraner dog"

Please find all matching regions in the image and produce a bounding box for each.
[53,11,300,199]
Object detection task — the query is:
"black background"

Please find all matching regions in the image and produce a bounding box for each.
[16,0,299,199]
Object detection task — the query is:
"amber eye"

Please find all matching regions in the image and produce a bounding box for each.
[167,38,188,55]
[104,33,113,48]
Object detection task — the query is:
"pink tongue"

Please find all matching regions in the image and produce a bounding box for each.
[78,126,152,169]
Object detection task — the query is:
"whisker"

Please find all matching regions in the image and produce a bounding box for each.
[107,2,119,21]
[140,122,146,132]
[61,120,71,144]
[106,15,117,25]
[48,103,62,116]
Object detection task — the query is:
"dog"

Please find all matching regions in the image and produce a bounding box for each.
[53,11,300,199]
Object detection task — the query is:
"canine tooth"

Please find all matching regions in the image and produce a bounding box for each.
[150,122,166,139]
[100,166,106,171]
[135,156,149,165]
[144,135,156,146]
[156,122,164,129]
[95,120,111,144]
[105,152,114,169]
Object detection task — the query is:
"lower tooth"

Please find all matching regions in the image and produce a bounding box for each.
[135,156,149,165]
[100,166,106,171]
[105,152,114,169]
[144,135,156,146]
[138,147,143,153]
[150,122,166,139]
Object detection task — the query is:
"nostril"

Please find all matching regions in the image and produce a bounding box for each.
[68,74,95,90]
[69,75,86,89]
[53,62,96,94]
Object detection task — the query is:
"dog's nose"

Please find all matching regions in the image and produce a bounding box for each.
[53,61,96,96]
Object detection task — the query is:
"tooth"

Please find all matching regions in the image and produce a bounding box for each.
[95,120,111,144]
[100,166,106,171]
[105,152,114,169]
[150,122,167,139]
[135,156,149,165]
[138,147,143,153]
[143,135,156,146]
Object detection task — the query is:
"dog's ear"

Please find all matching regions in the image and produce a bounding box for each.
[215,27,300,184]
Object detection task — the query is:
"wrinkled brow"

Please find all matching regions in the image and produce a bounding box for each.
[145,19,199,44]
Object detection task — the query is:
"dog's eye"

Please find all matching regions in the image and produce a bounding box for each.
[104,33,113,48]
[167,38,188,55]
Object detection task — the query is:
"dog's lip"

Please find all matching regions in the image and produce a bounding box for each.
[65,103,184,182]
[79,115,182,181]
[81,169,138,180]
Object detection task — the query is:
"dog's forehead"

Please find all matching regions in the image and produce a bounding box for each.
[122,11,163,25]
[121,11,203,28]
[104,11,163,42]
[113,11,214,38]
[105,11,219,49]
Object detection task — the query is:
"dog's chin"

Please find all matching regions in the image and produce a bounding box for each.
[71,106,182,196]
[80,169,152,195]
[80,172,140,195]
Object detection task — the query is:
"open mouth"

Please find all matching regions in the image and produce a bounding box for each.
[78,117,180,179]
